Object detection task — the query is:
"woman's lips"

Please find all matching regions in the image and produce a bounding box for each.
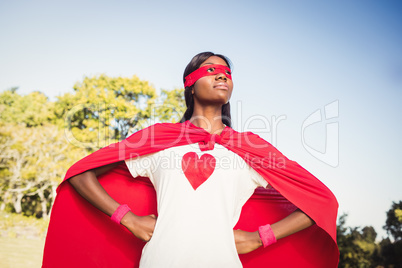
[214,82,229,90]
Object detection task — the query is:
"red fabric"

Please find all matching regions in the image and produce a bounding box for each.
[184,64,232,87]
[42,121,339,267]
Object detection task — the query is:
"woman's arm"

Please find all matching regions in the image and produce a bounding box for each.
[234,209,314,254]
[69,162,156,242]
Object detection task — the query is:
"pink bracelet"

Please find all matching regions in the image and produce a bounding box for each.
[111,204,131,224]
[258,224,277,248]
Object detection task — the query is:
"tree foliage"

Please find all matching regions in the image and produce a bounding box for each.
[156,88,186,123]
[0,125,87,218]
[336,205,402,268]
[0,89,54,127]
[54,74,157,149]
[384,201,402,242]
[337,213,381,267]
[380,201,402,267]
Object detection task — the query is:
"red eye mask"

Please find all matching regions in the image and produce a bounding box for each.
[184,64,232,88]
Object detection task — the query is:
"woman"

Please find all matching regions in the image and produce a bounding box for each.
[42,52,339,267]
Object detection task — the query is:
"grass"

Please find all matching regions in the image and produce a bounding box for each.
[0,211,48,268]
[0,236,45,268]
[0,211,49,239]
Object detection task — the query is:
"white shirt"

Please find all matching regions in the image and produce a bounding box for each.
[125,143,269,268]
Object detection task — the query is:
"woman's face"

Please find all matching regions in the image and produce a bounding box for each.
[192,56,233,106]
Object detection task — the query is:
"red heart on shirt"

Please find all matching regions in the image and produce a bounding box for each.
[182,152,216,190]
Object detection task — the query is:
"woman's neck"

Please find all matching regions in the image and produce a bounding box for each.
[189,105,225,135]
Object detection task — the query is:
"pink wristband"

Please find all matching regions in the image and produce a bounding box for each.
[111,204,131,224]
[258,224,277,248]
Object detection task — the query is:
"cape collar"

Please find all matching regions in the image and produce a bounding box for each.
[183,120,230,151]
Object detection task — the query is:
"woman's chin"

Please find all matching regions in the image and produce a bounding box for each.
[195,97,229,106]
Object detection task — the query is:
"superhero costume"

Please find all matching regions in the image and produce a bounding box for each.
[42,120,339,267]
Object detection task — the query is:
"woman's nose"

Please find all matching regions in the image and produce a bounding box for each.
[215,72,227,81]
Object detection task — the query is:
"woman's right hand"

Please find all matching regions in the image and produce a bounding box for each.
[121,213,157,242]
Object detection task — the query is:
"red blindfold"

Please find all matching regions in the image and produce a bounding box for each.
[184,64,232,88]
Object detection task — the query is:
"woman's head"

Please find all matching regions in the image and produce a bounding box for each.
[180,52,233,127]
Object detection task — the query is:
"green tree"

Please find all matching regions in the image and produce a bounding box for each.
[0,127,12,211]
[54,74,157,149]
[384,201,402,242]
[0,124,87,218]
[380,201,402,267]
[156,88,186,123]
[0,89,54,127]
[395,209,402,222]
[337,213,380,267]
[0,89,63,216]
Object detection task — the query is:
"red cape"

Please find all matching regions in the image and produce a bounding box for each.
[42,121,339,267]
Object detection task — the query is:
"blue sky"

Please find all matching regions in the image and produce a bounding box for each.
[1,0,401,240]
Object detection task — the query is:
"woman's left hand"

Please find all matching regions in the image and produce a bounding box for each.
[233,229,263,254]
